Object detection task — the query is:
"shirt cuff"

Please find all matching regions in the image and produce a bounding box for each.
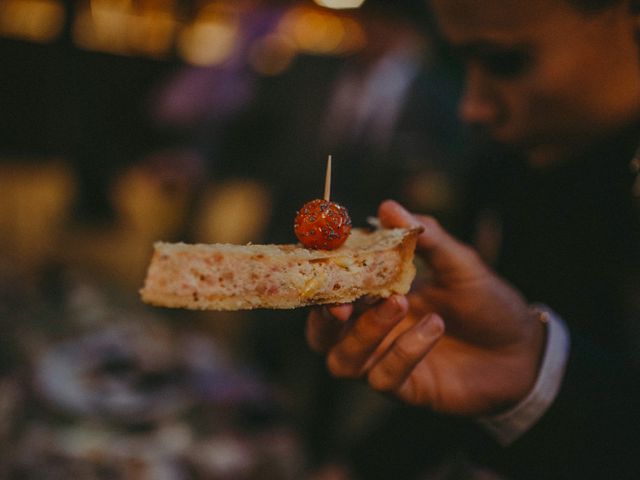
[476,305,570,446]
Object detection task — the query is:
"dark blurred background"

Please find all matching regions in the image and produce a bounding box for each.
[0,0,465,477]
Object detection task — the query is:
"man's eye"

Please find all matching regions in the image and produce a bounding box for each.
[480,51,532,78]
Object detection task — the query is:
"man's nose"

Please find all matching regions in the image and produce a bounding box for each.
[458,67,499,126]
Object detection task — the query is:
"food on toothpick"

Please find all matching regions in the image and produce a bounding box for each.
[140,155,422,311]
[140,227,422,311]
[294,199,352,250]
[294,156,352,250]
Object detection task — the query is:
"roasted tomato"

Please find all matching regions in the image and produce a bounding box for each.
[294,198,352,249]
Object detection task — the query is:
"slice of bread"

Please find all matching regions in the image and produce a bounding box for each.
[140,227,422,311]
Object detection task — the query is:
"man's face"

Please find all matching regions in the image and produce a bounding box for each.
[430,0,640,165]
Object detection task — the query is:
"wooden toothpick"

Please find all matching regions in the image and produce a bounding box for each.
[324,155,332,201]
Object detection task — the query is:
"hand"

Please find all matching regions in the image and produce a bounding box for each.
[306,200,546,416]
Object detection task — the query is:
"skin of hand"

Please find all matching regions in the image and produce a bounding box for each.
[306,200,547,416]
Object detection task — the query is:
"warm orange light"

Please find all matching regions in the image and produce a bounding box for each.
[277,6,365,56]
[177,19,238,66]
[0,0,66,43]
[313,0,366,9]
[248,33,296,76]
[73,1,130,54]
[127,11,178,57]
[73,0,178,58]
[176,2,240,66]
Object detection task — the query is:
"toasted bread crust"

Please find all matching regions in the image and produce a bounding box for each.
[140,228,422,311]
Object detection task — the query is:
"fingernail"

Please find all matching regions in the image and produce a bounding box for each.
[320,306,334,322]
[397,208,422,229]
[418,314,444,339]
[379,296,403,317]
[389,201,415,217]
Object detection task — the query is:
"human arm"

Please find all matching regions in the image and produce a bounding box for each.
[306,199,640,478]
[306,199,547,416]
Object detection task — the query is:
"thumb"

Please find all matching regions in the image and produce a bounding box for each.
[378,200,482,274]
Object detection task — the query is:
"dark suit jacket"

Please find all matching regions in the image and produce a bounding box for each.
[486,337,640,479]
[462,126,640,479]
[347,126,640,479]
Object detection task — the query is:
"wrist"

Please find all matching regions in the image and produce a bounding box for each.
[492,303,548,412]
[516,305,551,403]
[478,306,570,445]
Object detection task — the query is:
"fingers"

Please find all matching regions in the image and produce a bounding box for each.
[378,200,484,276]
[306,296,403,354]
[326,303,353,322]
[378,200,452,255]
[378,199,423,230]
[367,313,444,396]
[306,306,347,353]
[326,295,409,378]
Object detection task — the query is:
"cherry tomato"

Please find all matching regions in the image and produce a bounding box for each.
[294,199,352,250]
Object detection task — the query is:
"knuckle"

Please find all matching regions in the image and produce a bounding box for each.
[350,323,377,349]
[367,366,395,392]
[393,336,422,362]
[416,215,441,232]
[463,245,484,265]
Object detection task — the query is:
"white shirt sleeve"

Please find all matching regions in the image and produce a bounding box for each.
[476,305,571,446]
